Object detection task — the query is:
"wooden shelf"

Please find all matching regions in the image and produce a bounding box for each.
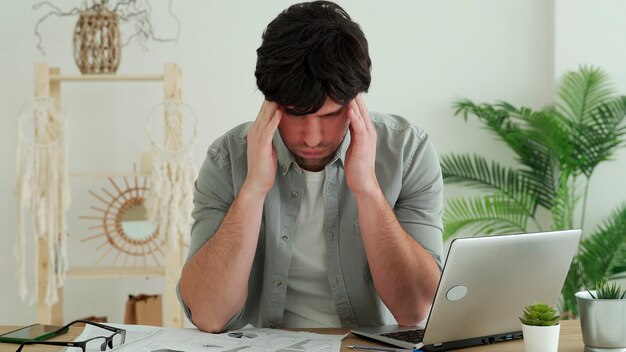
[34,63,185,327]
[50,74,164,82]
[67,266,166,279]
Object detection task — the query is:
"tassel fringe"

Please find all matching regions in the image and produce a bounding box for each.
[145,100,196,249]
[15,97,70,306]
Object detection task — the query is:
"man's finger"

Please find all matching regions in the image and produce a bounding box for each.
[255,100,268,125]
[264,101,278,122]
[348,102,366,137]
[261,109,282,144]
[355,94,374,132]
[256,100,278,127]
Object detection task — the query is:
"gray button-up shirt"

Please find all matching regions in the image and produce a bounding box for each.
[178,112,444,330]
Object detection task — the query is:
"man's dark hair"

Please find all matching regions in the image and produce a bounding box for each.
[255,1,371,115]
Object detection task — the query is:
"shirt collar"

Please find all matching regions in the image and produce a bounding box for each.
[272,129,352,175]
[334,129,351,164]
[273,131,297,175]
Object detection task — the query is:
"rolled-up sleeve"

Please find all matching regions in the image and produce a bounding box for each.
[394,132,444,269]
[177,140,237,325]
[187,144,236,259]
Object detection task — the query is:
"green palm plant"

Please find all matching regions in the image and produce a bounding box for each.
[442,66,626,316]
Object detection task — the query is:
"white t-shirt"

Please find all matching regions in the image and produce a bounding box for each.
[283,169,341,327]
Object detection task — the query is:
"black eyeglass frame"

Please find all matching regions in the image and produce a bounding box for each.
[15,320,126,352]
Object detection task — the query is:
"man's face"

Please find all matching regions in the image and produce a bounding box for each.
[278,98,350,172]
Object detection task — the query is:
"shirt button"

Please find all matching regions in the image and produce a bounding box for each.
[290,191,299,198]
[282,165,287,173]
[273,280,282,286]
[281,235,288,243]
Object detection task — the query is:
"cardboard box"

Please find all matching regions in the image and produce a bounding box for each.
[124,294,163,326]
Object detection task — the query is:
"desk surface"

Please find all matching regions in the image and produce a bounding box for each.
[0,320,585,351]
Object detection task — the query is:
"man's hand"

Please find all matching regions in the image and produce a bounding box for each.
[345,94,379,196]
[242,100,282,197]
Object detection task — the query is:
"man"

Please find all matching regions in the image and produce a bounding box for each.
[178,1,443,333]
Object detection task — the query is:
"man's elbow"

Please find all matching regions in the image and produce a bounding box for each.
[181,291,231,333]
[396,315,424,327]
[185,298,243,333]
[396,302,431,327]
[193,316,229,333]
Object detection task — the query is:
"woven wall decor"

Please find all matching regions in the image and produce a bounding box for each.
[80,165,164,267]
[73,4,121,74]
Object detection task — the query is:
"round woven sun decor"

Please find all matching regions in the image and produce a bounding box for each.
[73,4,121,74]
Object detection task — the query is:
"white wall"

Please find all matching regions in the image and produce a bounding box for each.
[1,0,621,325]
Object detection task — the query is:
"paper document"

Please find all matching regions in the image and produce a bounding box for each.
[91,324,345,352]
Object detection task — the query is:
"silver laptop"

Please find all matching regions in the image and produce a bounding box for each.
[351,229,581,351]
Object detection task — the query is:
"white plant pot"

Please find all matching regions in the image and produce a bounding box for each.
[522,323,560,352]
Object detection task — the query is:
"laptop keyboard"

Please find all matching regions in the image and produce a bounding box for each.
[381,329,425,343]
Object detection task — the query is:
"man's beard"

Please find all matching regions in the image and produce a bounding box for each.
[293,153,335,171]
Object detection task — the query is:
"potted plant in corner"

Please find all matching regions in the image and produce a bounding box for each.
[576,279,626,351]
[441,65,626,318]
[519,303,561,352]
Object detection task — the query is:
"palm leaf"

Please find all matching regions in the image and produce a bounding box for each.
[441,154,539,216]
[453,99,532,160]
[556,66,614,124]
[454,100,557,168]
[441,154,527,194]
[488,103,569,163]
[516,160,562,212]
[571,97,626,177]
[578,204,626,285]
[551,177,572,230]
[443,194,529,239]
[514,109,570,208]
[453,101,565,209]
[550,171,583,230]
[525,108,572,168]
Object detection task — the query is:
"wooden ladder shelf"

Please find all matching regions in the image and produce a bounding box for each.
[34,63,185,328]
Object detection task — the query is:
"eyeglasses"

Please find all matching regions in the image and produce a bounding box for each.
[15,320,126,352]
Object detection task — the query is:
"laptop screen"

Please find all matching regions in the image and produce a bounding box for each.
[351,229,581,351]
[422,230,581,346]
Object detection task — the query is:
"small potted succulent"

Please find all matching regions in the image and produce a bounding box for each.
[576,279,626,351]
[519,303,561,352]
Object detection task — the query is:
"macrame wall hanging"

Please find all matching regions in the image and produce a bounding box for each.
[145,100,197,249]
[15,97,70,306]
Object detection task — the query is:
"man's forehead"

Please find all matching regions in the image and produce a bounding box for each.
[285,98,345,116]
